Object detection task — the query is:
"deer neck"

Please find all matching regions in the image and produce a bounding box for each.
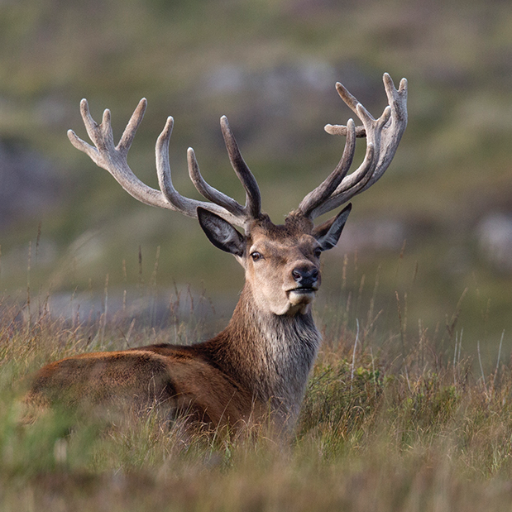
[205,283,321,423]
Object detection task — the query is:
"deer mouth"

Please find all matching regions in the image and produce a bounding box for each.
[287,287,317,305]
[289,287,317,295]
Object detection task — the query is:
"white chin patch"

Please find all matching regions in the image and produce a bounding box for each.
[288,289,316,306]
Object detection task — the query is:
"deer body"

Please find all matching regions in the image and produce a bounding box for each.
[30,261,322,431]
[28,73,407,433]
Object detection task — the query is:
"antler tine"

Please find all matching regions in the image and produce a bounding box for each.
[340,74,407,195]
[68,98,171,209]
[220,116,262,220]
[155,116,197,217]
[117,98,147,155]
[364,73,408,190]
[309,143,376,219]
[187,148,246,219]
[154,117,242,225]
[296,118,357,219]
[302,73,407,220]
[330,105,391,195]
[324,124,367,137]
[68,98,243,225]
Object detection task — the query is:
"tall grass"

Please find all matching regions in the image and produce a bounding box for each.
[1,280,512,512]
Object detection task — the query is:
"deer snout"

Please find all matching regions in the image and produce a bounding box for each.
[291,267,319,288]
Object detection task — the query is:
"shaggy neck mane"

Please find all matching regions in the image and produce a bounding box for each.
[202,283,321,422]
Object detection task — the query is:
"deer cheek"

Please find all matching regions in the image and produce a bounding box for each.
[250,286,288,315]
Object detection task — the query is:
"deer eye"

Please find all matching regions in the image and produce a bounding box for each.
[251,251,262,261]
[314,248,322,258]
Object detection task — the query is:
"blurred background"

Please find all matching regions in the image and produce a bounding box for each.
[0,0,511,361]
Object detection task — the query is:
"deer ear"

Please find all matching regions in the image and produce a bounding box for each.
[197,208,245,256]
[313,203,352,251]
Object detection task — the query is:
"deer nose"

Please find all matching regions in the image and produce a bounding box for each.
[292,267,319,287]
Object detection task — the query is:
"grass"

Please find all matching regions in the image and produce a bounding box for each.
[0,279,512,512]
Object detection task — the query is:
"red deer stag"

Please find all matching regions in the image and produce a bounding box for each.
[28,73,407,434]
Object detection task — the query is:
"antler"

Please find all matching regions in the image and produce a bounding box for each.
[187,116,262,221]
[68,74,406,227]
[67,99,261,227]
[296,73,408,220]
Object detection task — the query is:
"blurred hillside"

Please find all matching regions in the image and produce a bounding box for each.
[0,0,512,357]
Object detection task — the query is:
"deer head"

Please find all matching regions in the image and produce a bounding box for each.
[68,73,407,317]
[196,206,351,316]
